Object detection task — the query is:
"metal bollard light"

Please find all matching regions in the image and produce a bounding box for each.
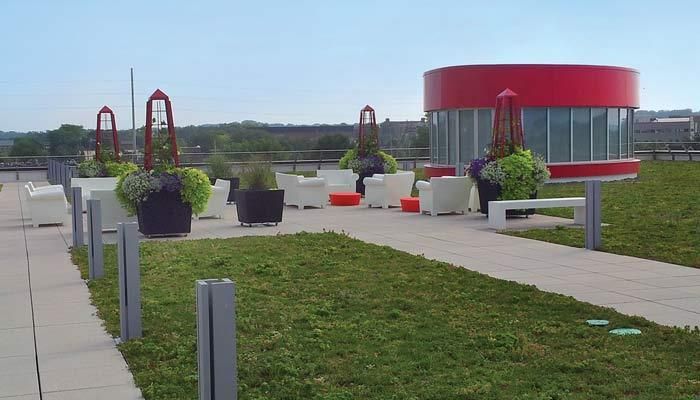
[86,199,103,279]
[117,222,141,341]
[196,279,237,400]
[585,180,602,250]
[71,187,84,247]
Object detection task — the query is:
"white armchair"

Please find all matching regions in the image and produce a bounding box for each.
[71,177,118,210]
[88,189,136,231]
[415,176,472,216]
[316,169,359,197]
[23,185,68,227]
[275,172,327,209]
[195,179,230,219]
[363,171,415,208]
[27,181,64,192]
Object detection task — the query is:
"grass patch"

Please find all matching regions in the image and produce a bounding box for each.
[507,161,700,268]
[73,232,700,399]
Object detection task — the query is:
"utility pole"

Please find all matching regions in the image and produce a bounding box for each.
[130,67,136,161]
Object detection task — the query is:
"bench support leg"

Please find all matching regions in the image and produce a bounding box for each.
[573,206,585,225]
[487,203,506,230]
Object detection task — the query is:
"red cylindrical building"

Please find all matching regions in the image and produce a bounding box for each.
[423,64,640,181]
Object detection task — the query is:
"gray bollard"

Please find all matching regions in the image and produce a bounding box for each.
[87,199,104,279]
[118,222,141,341]
[71,187,84,247]
[196,279,237,400]
[585,180,602,250]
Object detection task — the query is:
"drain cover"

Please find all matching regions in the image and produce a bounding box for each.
[609,328,642,336]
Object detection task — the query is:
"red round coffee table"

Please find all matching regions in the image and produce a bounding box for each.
[400,197,420,212]
[329,192,361,206]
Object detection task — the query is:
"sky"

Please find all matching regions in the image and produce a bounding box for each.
[1,0,698,132]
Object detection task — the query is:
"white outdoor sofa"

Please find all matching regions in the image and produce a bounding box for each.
[316,169,359,197]
[415,176,472,216]
[275,172,327,209]
[71,177,118,210]
[89,189,136,231]
[23,185,68,227]
[488,197,586,230]
[363,171,415,209]
[195,179,230,219]
[27,181,64,193]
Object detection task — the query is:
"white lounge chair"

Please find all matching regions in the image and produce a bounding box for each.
[71,177,118,210]
[23,185,68,227]
[316,169,359,197]
[195,179,230,219]
[89,189,136,231]
[27,181,64,192]
[363,171,415,208]
[275,173,327,209]
[415,176,471,216]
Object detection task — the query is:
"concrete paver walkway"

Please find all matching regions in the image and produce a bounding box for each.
[0,183,142,399]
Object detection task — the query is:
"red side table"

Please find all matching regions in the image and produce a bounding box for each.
[400,197,420,212]
[329,192,361,206]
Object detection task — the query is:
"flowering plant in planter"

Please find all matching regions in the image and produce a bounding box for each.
[115,167,211,216]
[467,148,550,201]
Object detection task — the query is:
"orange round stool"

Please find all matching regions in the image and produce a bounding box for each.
[400,197,420,212]
[329,192,361,206]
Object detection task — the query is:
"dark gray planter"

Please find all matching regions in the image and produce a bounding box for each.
[234,189,284,226]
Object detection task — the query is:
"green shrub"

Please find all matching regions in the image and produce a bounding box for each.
[240,162,274,190]
[77,159,105,177]
[379,151,398,173]
[206,154,232,178]
[496,150,550,200]
[179,168,211,215]
[105,161,138,178]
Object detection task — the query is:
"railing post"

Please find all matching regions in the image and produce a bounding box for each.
[585,180,602,250]
[318,150,323,170]
[87,199,103,279]
[118,222,142,341]
[197,279,237,400]
[71,187,84,247]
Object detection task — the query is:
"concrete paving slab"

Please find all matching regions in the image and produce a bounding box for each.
[0,370,39,398]
[43,384,143,400]
[0,328,36,358]
[39,364,135,393]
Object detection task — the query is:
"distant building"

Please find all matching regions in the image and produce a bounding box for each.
[379,118,427,149]
[634,117,698,142]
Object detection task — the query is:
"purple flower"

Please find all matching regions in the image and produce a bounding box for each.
[159,172,182,192]
[466,157,492,180]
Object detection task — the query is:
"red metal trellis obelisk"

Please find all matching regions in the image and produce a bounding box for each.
[144,89,179,171]
[95,106,120,162]
[357,105,377,157]
[491,88,525,159]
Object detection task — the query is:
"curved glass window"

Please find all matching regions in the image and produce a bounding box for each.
[550,108,571,162]
[430,112,438,163]
[592,108,607,160]
[438,111,448,164]
[608,108,620,159]
[477,109,492,156]
[459,110,475,162]
[620,109,628,158]
[448,111,458,164]
[573,108,591,161]
[523,108,547,158]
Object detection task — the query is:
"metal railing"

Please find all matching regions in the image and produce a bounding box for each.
[0,147,431,172]
[633,141,700,161]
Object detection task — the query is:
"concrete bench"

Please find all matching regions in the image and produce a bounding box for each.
[488,197,585,230]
